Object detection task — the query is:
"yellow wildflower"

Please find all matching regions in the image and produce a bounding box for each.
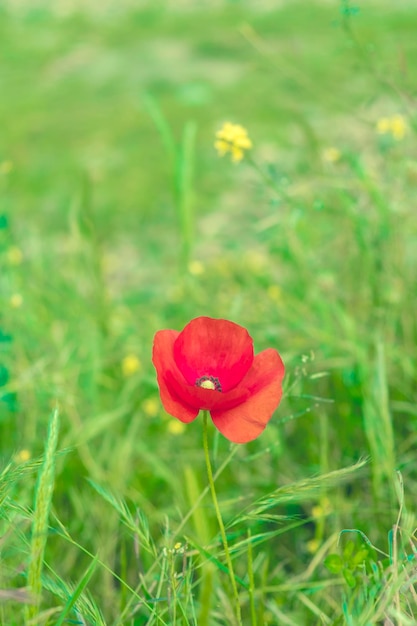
[267,285,282,302]
[311,497,332,519]
[215,122,252,163]
[10,294,23,308]
[245,250,267,272]
[121,354,141,377]
[188,260,205,276]
[0,160,13,175]
[376,117,391,135]
[7,246,23,266]
[322,147,341,163]
[15,449,31,463]
[167,420,186,435]
[142,397,160,417]
[390,114,407,140]
[306,538,320,554]
[376,114,407,140]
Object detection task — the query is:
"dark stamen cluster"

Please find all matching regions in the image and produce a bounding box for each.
[195,375,222,392]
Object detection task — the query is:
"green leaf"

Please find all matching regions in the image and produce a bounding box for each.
[351,547,369,567]
[343,568,357,589]
[324,554,344,574]
[343,540,355,560]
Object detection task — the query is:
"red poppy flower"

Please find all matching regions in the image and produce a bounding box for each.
[152,316,285,443]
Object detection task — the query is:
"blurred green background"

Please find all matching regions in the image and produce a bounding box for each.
[1,0,417,623]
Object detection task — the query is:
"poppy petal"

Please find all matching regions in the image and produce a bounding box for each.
[173,317,254,392]
[153,328,239,414]
[210,349,285,443]
[152,329,199,423]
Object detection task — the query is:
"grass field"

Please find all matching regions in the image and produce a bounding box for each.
[1,1,417,624]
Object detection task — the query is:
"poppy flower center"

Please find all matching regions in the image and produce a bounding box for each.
[195,375,222,392]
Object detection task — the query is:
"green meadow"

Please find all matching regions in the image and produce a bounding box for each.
[1,0,417,623]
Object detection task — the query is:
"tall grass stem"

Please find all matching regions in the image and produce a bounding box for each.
[144,93,196,271]
[26,407,60,624]
[175,120,196,271]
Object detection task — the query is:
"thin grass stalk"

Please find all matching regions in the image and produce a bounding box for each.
[392,475,405,626]
[175,446,238,539]
[175,121,196,272]
[183,465,214,626]
[142,93,176,164]
[26,408,60,624]
[143,93,196,272]
[54,556,98,626]
[362,340,396,511]
[202,411,242,626]
[247,529,257,626]
[247,154,292,205]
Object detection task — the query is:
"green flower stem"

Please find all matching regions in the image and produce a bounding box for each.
[247,155,292,204]
[202,411,242,625]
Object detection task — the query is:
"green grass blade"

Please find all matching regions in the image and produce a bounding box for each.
[185,536,248,590]
[142,93,177,164]
[174,120,197,270]
[54,555,99,626]
[26,407,60,622]
[362,340,396,510]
